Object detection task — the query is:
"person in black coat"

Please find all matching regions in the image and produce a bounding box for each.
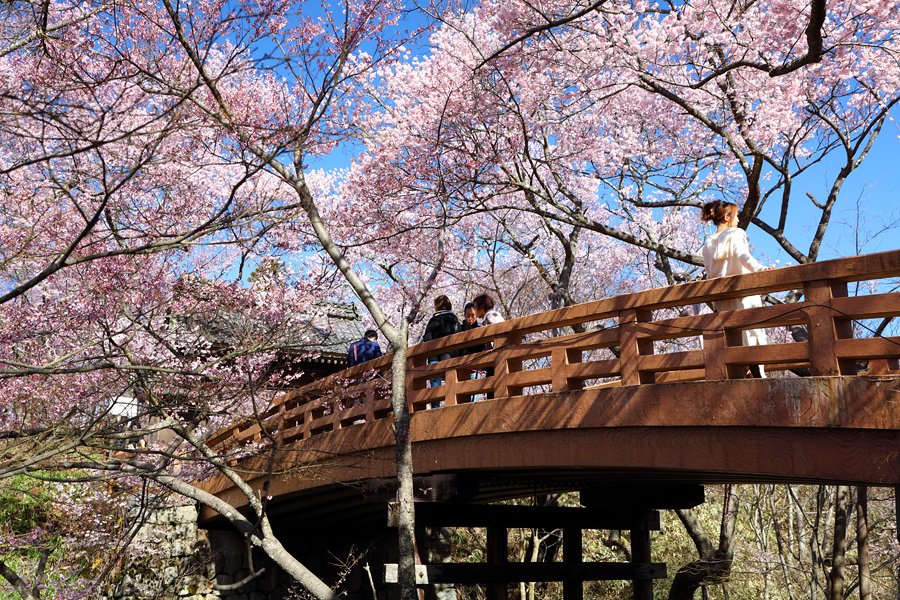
[422,295,461,403]
[422,295,461,362]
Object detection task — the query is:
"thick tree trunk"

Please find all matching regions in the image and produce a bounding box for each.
[857,486,871,600]
[669,486,738,600]
[829,486,850,600]
[390,322,418,600]
[668,554,734,600]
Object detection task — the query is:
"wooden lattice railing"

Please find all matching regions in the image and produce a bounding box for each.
[206,249,900,452]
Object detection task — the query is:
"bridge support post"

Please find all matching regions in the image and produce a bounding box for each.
[631,528,652,600]
[563,527,583,600]
[486,526,508,600]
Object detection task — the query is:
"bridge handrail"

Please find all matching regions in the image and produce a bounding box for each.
[206,249,900,451]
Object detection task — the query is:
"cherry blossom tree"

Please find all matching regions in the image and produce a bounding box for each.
[4,0,900,597]
[341,0,900,596]
[351,0,900,274]
[0,0,426,596]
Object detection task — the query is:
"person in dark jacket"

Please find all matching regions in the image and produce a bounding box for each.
[422,295,461,404]
[423,295,462,362]
[347,329,382,368]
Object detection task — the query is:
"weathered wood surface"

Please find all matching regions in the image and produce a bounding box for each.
[198,250,900,520]
[199,375,900,521]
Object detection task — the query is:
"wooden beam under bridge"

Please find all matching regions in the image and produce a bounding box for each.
[387,500,670,600]
[387,502,661,530]
[383,561,667,584]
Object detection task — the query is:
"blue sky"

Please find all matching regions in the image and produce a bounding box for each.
[751,121,899,265]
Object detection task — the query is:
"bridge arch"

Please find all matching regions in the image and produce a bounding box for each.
[201,249,900,512]
[195,249,900,599]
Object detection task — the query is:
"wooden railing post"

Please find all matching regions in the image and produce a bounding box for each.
[493,333,523,399]
[443,367,458,407]
[553,348,584,393]
[301,407,312,439]
[275,404,286,445]
[704,323,746,380]
[702,312,728,381]
[804,280,855,376]
[869,358,900,375]
[365,385,376,423]
[619,309,655,386]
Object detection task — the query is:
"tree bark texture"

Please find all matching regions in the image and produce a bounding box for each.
[829,486,850,600]
[391,324,418,600]
[669,486,738,600]
[856,486,871,600]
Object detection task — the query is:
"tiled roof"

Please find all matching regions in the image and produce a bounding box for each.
[177,301,366,359]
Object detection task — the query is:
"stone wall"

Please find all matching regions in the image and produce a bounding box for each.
[104,502,404,600]
[103,504,217,600]
[103,504,290,600]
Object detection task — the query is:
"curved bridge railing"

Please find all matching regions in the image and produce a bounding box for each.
[207,249,900,452]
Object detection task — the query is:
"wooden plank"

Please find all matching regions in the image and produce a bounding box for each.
[654,369,706,383]
[831,293,900,320]
[638,349,704,372]
[722,341,808,365]
[543,328,621,352]
[407,386,444,406]
[702,321,728,380]
[639,305,807,342]
[410,504,660,530]
[869,358,900,374]
[493,334,523,399]
[565,359,620,381]
[412,352,492,376]
[835,337,900,361]
[454,377,494,396]
[383,562,667,584]
[444,367,459,407]
[506,367,553,389]
[407,353,428,413]
[365,388,376,423]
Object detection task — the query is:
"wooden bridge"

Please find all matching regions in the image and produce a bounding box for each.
[199,249,900,599]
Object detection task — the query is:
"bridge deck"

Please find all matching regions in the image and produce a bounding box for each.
[198,250,900,524]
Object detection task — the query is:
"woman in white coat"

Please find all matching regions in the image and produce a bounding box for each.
[700,200,770,377]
